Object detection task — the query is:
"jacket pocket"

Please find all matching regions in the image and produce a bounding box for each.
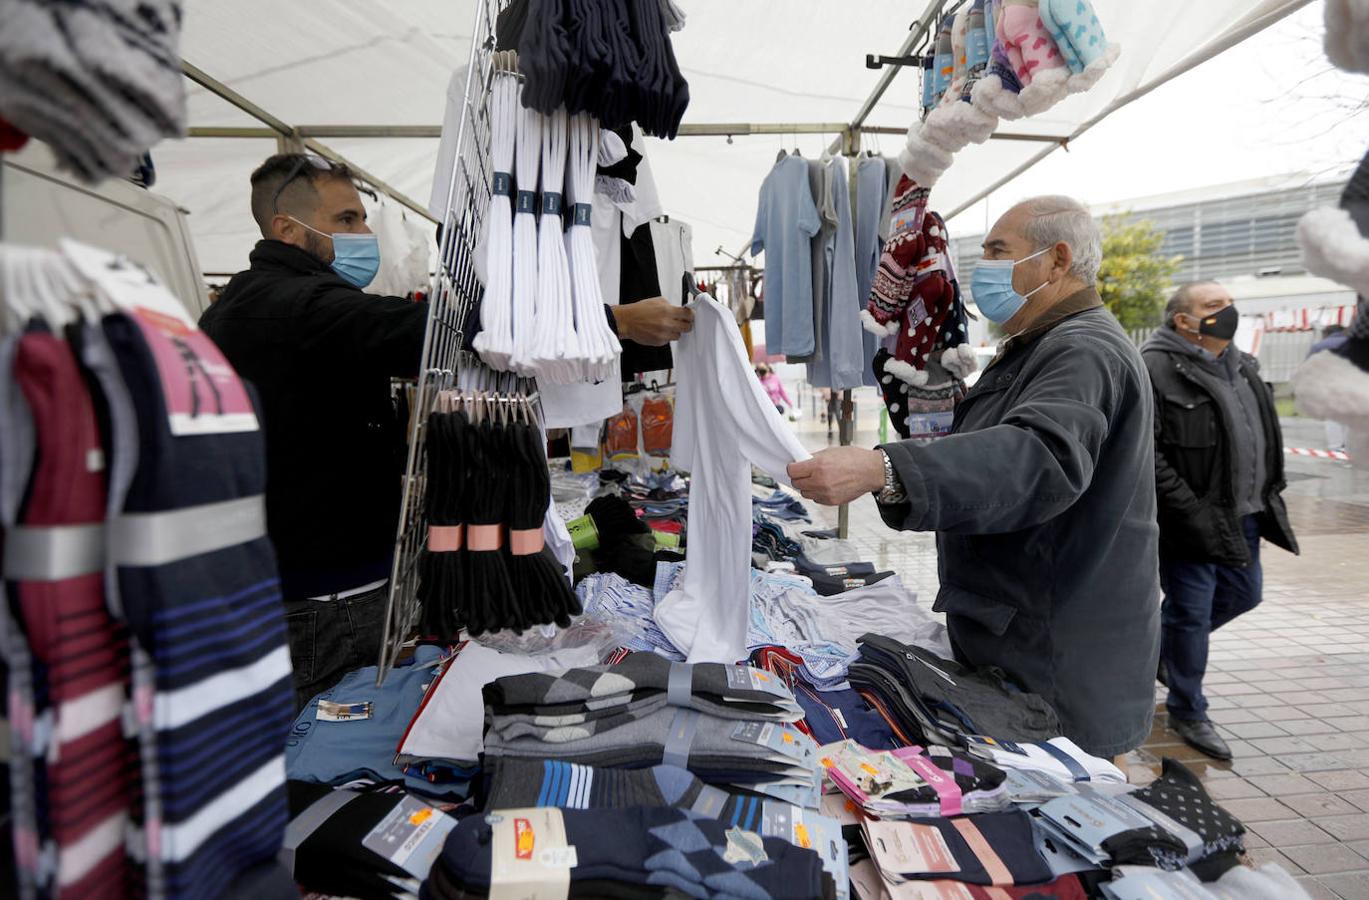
[1160,396,1217,448]
[933,584,1018,637]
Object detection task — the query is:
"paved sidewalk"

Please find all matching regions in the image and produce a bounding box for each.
[789,391,1369,898]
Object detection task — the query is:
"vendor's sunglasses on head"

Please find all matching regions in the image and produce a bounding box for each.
[271,154,336,213]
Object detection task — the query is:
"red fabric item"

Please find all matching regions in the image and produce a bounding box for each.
[605,408,639,456]
[892,212,957,375]
[14,330,134,898]
[923,875,1088,899]
[641,396,673,455]
[0,116,29,151]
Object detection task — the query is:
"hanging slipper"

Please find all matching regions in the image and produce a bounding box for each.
[1000,0,1070,116]
[972,0,1027,120]
[1040,0,1120,94]
[863,176,929,337]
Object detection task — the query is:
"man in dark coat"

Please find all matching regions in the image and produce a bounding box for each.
[203,154,693,706]
[1142,282,1298,759]
[790,196,1161,760]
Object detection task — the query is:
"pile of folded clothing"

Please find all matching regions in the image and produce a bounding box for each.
[393,640,603,788]
[848,634,1062,746]
[423,806,839,899]
[820,739,1011,818]
[1031,759,1247,878]
[483,760,850,894]
[482,655,824,807]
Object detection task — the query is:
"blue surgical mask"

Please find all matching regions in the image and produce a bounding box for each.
[291,216,381,288]
[970,246,1052,324]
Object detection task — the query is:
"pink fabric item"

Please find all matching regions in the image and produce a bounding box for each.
[759,373,792,407]
[893,747,965,816]
[1000,1,1067,84]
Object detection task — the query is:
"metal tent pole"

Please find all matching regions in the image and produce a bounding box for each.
[180,61,437,223]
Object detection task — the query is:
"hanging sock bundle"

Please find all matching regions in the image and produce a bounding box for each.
[509,99,545,375]
[863,176,930,338]
[530,107,580,383]
[1040,0,1121,94]
[463,417,517,636]
[496,0,689,138]
[473,73,520,370]
[418,411,470,639]
[503,420,581,630]
[567,112,622,381]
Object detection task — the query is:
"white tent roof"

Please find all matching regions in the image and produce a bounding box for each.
[162,0,1311,275]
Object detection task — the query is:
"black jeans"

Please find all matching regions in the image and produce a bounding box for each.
[283,585,389,710]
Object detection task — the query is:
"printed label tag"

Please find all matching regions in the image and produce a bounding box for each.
[732,722,816,763]
[726,665,791,697]
[317,700,373,722]
[516,190,537,215]
[487,808,573,900]
[360,796,456,879]
[762,803,851,900]
[968,735,1026,756]
[722,827,768,866]
[906,411,955,439]
[492,171,513,197]
[863,820,960,875]
[62,240,260,437]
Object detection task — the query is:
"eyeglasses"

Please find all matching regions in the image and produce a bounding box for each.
[271,154,334,213]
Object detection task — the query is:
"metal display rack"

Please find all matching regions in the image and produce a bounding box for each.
[376,0,526,682]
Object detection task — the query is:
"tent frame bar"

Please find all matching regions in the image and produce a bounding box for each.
[182,61,437,222]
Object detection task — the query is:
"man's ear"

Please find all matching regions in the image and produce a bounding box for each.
[1052,241,1073,280]
[272,213,300,246]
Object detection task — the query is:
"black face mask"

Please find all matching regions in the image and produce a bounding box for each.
[1191,303,1239,341]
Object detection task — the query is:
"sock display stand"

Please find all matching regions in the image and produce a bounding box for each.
[378,0,540,684]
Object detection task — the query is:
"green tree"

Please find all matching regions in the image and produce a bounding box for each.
[1096,216,1183,330]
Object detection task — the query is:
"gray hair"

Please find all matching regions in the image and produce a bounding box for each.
[1019,195,1102,285]
[1165,280,1221,328]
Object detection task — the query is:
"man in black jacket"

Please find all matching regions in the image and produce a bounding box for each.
[1142,282,1298,759]
[789,197,1160,760]
[203,153,692,705]
[201,154,427,706]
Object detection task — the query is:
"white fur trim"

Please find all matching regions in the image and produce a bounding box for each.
[1297,207,1369,296]
[1294,347,1369,423]
[932,101,998,148]
[1325,0,1369,75]
[918,111,967,153]
[898,138,952,188]
[940,344,978,379]
[1017,68,1070,116]
[971,73,1027,121]
[884,358,930,386]
[1066,43,1120,94]
[860,309,899,337]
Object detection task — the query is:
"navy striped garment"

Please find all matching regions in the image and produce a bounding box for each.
[104,313,294,900]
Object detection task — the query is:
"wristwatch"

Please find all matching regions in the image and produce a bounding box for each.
[876,448,907,504]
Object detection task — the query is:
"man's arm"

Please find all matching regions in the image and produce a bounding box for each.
[301,287,428,377]
[794,339,1122,533]
[605,296,695,346]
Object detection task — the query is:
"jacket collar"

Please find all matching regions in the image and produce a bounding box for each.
[247,239,334,276]
[991,286,1103,366]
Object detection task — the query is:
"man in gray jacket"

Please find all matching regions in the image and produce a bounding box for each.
[790,196,1161,759]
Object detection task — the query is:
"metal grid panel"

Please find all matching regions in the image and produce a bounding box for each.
[377,0,510,681]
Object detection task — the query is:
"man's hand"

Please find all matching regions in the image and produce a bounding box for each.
[788,447,888,507]
[612,297,695,346]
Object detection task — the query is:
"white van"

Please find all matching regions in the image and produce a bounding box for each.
[2,142,210,318]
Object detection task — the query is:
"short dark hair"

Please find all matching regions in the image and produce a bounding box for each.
[249,153,354,237]
[1164,280,1222,328]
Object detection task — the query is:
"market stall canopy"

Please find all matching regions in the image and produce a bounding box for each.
[161,0,1309,276]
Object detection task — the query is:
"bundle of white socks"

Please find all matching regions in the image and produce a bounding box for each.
[475,73,620,384]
